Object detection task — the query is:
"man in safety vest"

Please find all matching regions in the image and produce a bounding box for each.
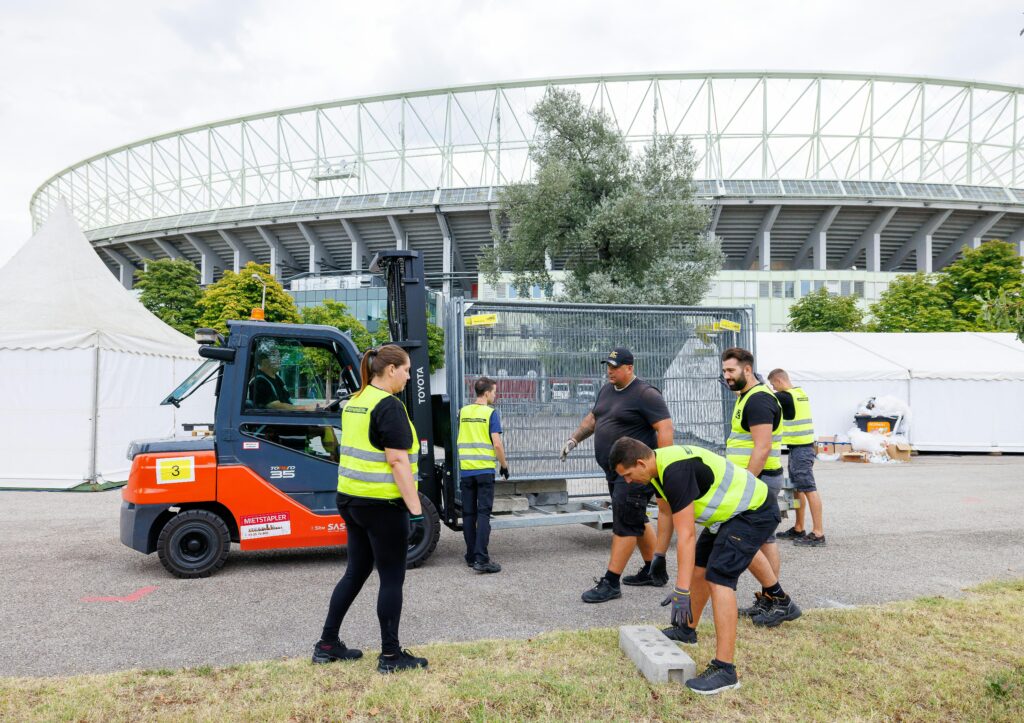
[610,437,800,695]
[768,369,826,546]
[457,376,509,574]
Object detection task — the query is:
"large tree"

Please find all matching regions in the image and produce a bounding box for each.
[869,273,965,332]
[134,258,203,336]
[196,262,300,334]
[481,88,721,305]
[300,299,374,351]
[935,240,1024,328]
[787,288,864,331]
[372,322,446,374]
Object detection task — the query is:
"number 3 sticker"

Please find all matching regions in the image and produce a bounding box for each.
[156,456,196,484]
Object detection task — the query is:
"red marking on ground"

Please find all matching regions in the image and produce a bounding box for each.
[962,496,984,504]
[80,586,158,603]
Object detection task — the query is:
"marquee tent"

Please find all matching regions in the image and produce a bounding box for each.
[756,332,1024,453]
[0,205,212,489]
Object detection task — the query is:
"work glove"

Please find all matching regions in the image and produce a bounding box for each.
[560,438,577,461]
[661,587,693,629]
[499,466,510,480]
[408,512,425,546]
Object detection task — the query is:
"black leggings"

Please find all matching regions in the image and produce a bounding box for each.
[321,496,408,654]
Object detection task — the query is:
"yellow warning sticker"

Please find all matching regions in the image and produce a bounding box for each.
[464,313,498,327]
[156,456,196,484]
[719,319,742,332]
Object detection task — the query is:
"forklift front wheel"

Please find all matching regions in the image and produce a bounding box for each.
[406,493,440,569]
[157,509,231,578]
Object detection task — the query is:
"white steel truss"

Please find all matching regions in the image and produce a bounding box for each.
[31,72,1024,233]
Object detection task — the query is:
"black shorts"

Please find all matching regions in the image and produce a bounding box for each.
[694,495,781,589]
[606,472,655,537]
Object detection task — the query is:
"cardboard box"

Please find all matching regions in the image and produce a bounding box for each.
[842,451,869,463]
[834,441,853,455]
[886,442,912,462]
[815,436,836,456]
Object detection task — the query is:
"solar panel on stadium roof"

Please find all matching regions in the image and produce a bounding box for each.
[901,183,960,200]
[723,180,755,194]
[956,185,1009,202]
[439,188,466,203]
[1012,189,1024,203]
[694,180,719,195]
[844,181,900,197]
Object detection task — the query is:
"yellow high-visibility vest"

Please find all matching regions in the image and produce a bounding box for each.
[651,444,767,527]
[782,386,815,446]
[457,403,497,472]
[337,385,418,500]
[726,384,782,472]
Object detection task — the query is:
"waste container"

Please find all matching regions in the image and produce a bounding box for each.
[854,415,899,434]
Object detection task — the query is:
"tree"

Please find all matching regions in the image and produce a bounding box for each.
[196,262,300,334]
[372,322,446,374]
[481,88,721,305]
[134,258,202,336]
[300,299,374,351]
[868,273,964,332]
[936,240,1024,328]
[977,287,1024,342]
[787,288,864,331]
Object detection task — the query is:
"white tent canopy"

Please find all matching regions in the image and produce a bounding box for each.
[0,205,211,489]
[756,332,1024,453]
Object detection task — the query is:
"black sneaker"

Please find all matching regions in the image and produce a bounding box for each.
[776,526,806,540]
[473,560,502,573]
[622,564,654,586]
[311,639,362,664]
[752,596,803,627]
[649,556,669,587]
[377,649,428,674]
[661,625,697,645]
[685,660,740,695]
[738,591,772,617]
[581,577,621,603]
[793,532,826,547]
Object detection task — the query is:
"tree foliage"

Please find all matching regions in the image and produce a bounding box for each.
[786,288,865,331]
[300,300,374,351]
[935,241,1024,327]
[372,322,446,374]
[196,262,300,334]
[977,288,1024,342]
[481,88,721,305]
[869,273,964,332]
[134,258,202,336]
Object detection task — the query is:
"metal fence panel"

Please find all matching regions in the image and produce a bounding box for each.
[445,299,754,493]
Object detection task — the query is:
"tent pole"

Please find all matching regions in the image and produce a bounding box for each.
[86,345,100,484]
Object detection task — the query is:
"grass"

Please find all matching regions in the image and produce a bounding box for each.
[2,580,1023,722]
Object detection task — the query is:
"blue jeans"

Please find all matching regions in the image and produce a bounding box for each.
[461,472,495,564]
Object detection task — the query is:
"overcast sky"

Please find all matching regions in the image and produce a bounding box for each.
[0,0,1020,263]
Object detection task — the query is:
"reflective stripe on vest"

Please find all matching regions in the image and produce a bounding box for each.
[337,385,418,500]
[650,445,767,527]
[782,387,815,446]
[457,403,496,471]
[726,384,782,471]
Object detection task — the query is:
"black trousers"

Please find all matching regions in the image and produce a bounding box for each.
[460,472,496,563]
[321,495,408,655]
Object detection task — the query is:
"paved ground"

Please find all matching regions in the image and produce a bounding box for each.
[1,455,1022,677]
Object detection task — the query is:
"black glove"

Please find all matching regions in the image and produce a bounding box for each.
[408,512,425,546]
[660,587,693,629]
[499,466,510,480]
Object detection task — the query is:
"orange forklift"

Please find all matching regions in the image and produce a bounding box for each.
[120,251,452,577]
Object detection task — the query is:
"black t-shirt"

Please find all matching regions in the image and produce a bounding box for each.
[339,389,414,508]
[591,378,671,472]
[739,387,783,476]
[250,371,291,407]
[774,390,796,419]
[655,458,715,513]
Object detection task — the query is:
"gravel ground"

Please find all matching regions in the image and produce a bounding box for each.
[1,455,1022,677]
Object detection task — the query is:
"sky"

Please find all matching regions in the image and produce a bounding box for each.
[0,0,1021,263]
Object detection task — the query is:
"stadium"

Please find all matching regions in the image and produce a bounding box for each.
[30,71,1024,330]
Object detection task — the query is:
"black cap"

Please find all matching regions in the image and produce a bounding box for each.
[601,347,635,367]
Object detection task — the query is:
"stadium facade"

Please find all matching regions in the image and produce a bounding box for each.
[30,72,1024,330]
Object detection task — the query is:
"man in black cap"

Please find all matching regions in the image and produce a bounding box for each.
[562,347,675,602]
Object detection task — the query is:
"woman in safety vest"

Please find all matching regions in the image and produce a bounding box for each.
[312,344,428,673]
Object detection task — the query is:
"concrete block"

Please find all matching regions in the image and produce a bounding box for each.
[619,625,696,684]
[513,479,568,494]
[527,491,569,507]
[494,482,515,496]
[491,495,529,513]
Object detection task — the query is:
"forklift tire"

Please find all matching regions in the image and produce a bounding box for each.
[157,509,231,579]
[406,493,440,569]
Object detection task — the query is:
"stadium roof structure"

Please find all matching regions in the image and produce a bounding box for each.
[29,72,1024,292]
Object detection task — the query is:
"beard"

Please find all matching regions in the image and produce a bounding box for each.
[727,372,747,392]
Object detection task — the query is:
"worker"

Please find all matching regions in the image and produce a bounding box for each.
[561,347,675,603]
[610,437,798,695]
[768,368,826,546]
[458,376,510,574]
[312,345,428,674]
[248,342,316,411]
[721,347,801,625]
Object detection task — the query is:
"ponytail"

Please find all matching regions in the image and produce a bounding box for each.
[355,344,409,396]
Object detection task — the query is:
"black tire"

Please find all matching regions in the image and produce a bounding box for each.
[156,509,231,578]
[406,493,440,569]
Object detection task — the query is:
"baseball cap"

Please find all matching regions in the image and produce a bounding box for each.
[600,347,635,367]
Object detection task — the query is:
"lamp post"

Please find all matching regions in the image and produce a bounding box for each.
[250,273,268,320]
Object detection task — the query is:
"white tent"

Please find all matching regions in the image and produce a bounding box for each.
[757,332,1024,453]
[0,205,212,489]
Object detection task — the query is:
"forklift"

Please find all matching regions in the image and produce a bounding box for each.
[120,250,454,577]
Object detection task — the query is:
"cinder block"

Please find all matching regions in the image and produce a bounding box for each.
[491,495,529,513]
[527,491,569,507]
[619,625,696,684]
[514,479,568,494]
[494,482,516,496]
